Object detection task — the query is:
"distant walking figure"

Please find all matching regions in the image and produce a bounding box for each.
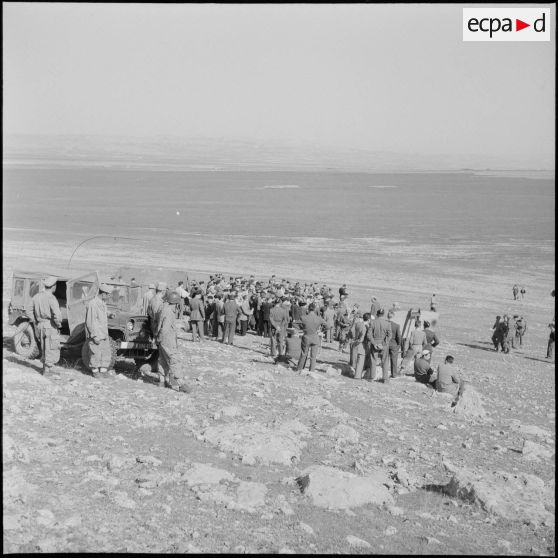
[430,294,437,312]
[512,284,519,300]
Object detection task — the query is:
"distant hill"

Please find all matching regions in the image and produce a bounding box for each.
[2,134,553,174]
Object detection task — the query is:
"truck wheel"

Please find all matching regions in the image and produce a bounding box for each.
[13,322,40,359]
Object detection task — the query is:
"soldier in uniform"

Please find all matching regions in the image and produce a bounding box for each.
[350,312,370,380]
[32,275,62,375]
[147,281,166,337]
[366,307,392,383]
[84,283,113,378]
[296,302,325,372]
[270,298,288,357]
[156,291,192,393]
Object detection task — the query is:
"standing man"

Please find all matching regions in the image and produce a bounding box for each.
[270,298,288,358]
[84,283,113,378]
[366,307,391,383]
[370,296,381,320]
[399,320,427,373]
[423,320,440,355]
[212,293,225,340]
[189,290,205,342]
[147,282,166,337]
[239,295,252,336]
[175,280,189,317]
[512,284,519,300]
[32,276,62,376]
[546,320,555,359]
[513,315,527,348]
[296,302,325,372]
[141,284,156,315]
[387,310,402,378]
[156,291,192,393]
[223,294,240,345]
[350,312,370,380]
[430,294,437,312]
[323,301,336,343]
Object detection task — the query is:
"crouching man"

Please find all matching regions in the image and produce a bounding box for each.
[156,291,192,393]
[434,355,465,399]
[84,283,113,378]
[413,349,436,385]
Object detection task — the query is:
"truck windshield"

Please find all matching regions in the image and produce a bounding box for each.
[107,285,129,307]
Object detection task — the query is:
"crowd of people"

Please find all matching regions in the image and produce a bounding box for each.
[491,314,528,354]
[28,271,552,399]
[136,273,455,393]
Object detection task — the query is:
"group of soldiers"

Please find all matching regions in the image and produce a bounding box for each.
[30,275,113,377]
[491,314,527,353]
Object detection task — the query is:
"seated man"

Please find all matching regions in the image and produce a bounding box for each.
[413,349,436,385]
[275,327,302,367]
[435,355,463,397]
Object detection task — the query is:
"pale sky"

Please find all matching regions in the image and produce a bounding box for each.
[3,3,555,167]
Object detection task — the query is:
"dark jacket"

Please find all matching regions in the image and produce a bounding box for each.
[223,300,240,323]
[389,320,401,349]
[189,297,205,321]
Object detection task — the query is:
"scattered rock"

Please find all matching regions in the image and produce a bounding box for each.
[443,461,554,525]
[202,420,310,466]
[232,481,268,511]
[111,490,137,509]
[182,463,236,486]
[299,522,315,535]
[326,424,360,445]
[522,440,553,461]
[296,465,394,509]
[136,455,163,467]
[452,386,486,419]
[35,509,55,527]
[346,535,371,548]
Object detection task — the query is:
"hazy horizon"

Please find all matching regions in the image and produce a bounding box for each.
[3,4,555,169]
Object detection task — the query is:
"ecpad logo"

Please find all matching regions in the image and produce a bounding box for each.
[463,8,550,41]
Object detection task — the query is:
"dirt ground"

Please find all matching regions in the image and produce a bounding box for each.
[2,240,555,555]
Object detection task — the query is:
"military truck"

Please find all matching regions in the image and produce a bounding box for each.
[8,267,157,369]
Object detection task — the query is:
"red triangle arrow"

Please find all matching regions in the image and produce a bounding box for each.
[516,19,530,31]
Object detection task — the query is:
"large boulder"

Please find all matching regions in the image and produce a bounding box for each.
[451,385,486,419]
[296,465,393,509]
[443,461,554,525]
[202,419,310,466]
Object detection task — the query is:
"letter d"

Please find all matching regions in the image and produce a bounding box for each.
[534,13,546,32]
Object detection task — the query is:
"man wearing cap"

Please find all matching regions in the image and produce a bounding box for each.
[296,302,326,372]
[189,290,206,342]
[147,282,166,337]
[414,350,436,385]
[434,355,462,395]
[423,321,440,355]
[141,284,156,315]
[223,294,240,345]
[366,307,392,382]
[32,276,62,375]
[156,291,192,393]
[387,310,402,378]
[84,283,113,378]
[370,297,381,320]
[270,298,288,358]
[350,312,370,380]
[212,294,225,339]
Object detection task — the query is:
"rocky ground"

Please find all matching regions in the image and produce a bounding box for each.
[2,249,556,555]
